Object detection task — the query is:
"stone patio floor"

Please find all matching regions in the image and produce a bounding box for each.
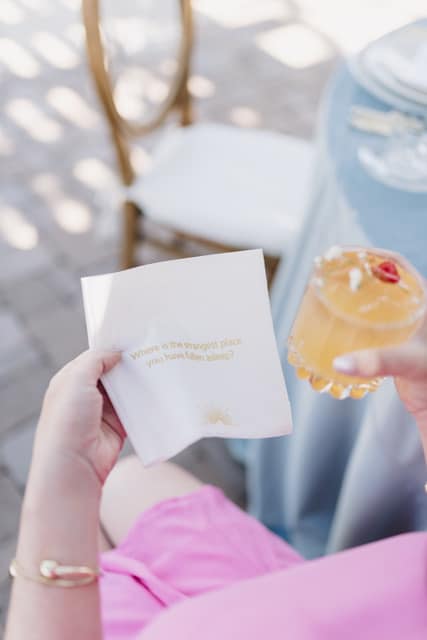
[0,0,425,630]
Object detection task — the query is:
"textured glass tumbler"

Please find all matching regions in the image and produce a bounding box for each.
[287,246,426,399]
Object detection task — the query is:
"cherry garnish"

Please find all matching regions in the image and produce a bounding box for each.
[372,260,400,284]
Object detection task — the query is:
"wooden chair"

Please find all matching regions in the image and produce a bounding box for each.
[82,0,314,283]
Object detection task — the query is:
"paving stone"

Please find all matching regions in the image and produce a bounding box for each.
[0,241,57,287]
[26,300,89,369]
[49,267,81,300]
[0,311,43,388]
[0,471,22,543]
[3,277,53,317]
[0,420,37,491]
[76,253,121,279]
[0,578,11,634]
[0,312,28,357]
[0,537,16,587]
[3,267,80,317]
[0,363,52,436]
[0,341,42,388]
[44,224,120,271]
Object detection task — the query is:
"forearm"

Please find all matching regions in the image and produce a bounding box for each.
[5,456,103,640]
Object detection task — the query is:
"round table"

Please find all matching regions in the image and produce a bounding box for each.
[243,62,427,559]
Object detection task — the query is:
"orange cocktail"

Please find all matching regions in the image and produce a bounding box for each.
[287,246,426,399]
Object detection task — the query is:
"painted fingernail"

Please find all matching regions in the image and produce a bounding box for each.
[333,356,357,373]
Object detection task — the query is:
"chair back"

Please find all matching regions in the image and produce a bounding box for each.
[82,0,193,185]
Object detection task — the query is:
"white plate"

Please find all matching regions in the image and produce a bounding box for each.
[363,23,427,94]
[349,56,427,118]
[358,145,427,193]
[361,47,427,107]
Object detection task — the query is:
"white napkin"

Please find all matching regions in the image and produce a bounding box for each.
[377,42,427,94]
[81,250,292,465]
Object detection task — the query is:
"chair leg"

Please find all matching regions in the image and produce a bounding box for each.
[121,201,139,270]
[179,80,193,126]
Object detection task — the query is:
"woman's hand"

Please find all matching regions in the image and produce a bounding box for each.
[334,311,427,460]
[5,351,124,640]
[333,312,427,419]
[31,350,124,490]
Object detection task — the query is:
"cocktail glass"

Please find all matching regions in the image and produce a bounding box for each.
[287,246,426,399]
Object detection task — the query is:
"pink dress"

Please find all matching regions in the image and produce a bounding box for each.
[100,486,427,639]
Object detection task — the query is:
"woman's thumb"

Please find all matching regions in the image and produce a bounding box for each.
[333,343,427,381]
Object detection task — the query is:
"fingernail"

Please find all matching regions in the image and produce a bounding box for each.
[333,356,357,373]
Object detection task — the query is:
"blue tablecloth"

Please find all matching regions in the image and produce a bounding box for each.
[327,65,427,277]
[240,61,427,559]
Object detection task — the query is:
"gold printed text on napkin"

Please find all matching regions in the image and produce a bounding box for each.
[129,338,242,369]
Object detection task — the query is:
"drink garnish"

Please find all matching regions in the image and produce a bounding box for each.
[372,260,400,284]
[313,276,324,289]
[324,246,342,261]
[349,267,362,291]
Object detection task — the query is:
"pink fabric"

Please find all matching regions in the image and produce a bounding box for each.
[100,486,303,640]
[101,485,427,639]
[141,531,427,640]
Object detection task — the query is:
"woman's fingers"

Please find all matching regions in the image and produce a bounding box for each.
[59,350,122,386]
[334,342,427,381]
[99,382,127,440]
[77,350,122,384]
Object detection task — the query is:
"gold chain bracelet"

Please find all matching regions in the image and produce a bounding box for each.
[9,559,102,588]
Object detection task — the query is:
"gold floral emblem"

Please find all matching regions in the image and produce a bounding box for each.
[204,407,233,426]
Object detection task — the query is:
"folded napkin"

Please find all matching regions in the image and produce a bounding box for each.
[376,42,427,94]
[81,250,292,465]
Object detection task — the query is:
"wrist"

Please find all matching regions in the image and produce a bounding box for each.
[18,457,102,571]
[26,449,102,509]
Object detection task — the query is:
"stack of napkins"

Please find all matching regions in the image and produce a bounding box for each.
[81,249,292,465]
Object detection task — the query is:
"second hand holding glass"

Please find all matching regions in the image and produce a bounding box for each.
[287,245,426,399]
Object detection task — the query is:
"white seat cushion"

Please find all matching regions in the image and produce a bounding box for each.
[128,123,314,256]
